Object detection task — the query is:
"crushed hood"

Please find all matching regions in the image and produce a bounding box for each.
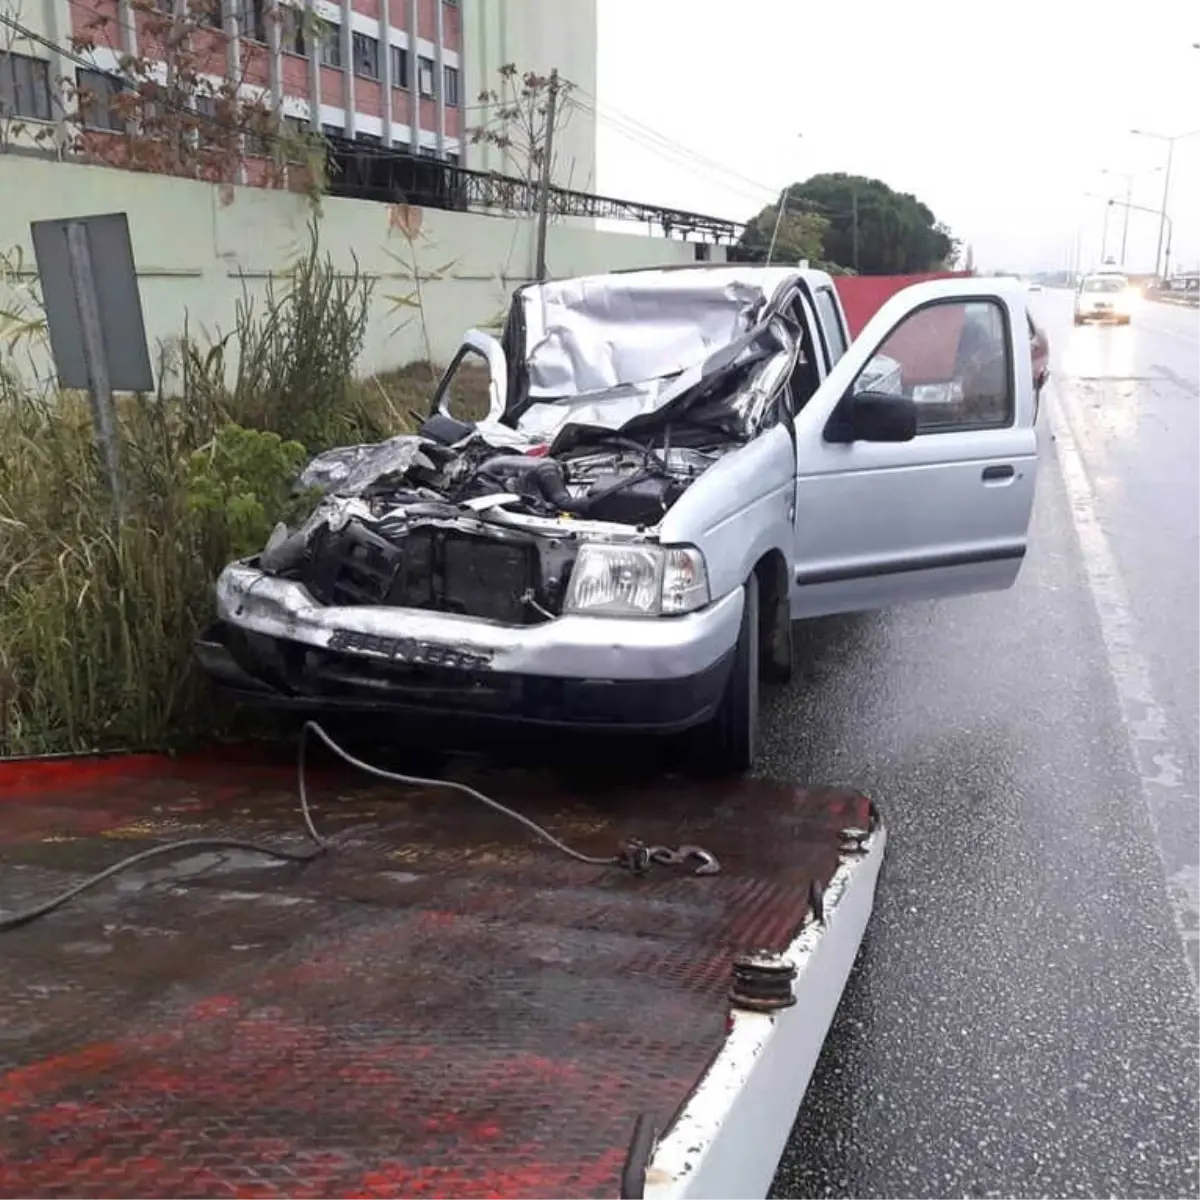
[504,266,805,447]
[515,266,802,399]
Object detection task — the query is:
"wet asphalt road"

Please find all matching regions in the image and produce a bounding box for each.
[769,292,1199,1199]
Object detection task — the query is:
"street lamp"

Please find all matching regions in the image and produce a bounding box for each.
[1100,166,1161,265]
[1082,190,1122,263]
[1130,127,1200,279]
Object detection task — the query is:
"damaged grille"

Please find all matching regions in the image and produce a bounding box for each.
[305,521,540,625]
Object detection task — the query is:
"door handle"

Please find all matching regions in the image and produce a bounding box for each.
[981,464,1015,482]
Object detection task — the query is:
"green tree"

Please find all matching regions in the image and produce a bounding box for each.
[739,173,954,275]
[735,205,829,266]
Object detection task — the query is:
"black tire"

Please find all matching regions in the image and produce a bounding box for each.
[692,574,759,775]
[760,565,794,685]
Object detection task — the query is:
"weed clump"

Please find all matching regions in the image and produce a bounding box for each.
[0,225,436,756]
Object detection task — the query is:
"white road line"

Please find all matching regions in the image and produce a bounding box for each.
[1051,385,1199,993]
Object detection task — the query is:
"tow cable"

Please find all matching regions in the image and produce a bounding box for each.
[0,720,719,933]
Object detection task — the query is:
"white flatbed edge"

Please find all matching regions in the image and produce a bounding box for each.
[644,823,887,1200]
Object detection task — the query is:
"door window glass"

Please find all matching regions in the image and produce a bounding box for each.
[813,287,848,363]
[855,299,1012,433]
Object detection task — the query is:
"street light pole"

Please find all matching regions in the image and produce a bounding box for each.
[1104,196,1174,275]
[1131,127,1200,280]
[1100,166,1161,267]
[1155,138,1173,280]
[1121,175,1132,263]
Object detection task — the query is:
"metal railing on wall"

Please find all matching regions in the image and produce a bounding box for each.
[323,137,744,245]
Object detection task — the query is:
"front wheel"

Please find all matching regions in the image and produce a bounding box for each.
[690,575,759,775]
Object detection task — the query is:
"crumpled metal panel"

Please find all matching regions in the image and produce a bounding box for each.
[0,755,871,1200]
[297,436,437,497]
[517,267,799,400]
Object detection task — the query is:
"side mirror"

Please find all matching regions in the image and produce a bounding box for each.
[848,391,918,442]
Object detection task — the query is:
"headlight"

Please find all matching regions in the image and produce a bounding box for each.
[564,543,710,617]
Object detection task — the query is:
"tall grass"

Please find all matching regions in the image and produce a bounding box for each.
[0,226,434,757]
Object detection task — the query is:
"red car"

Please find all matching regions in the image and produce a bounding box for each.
[1029,310,1049,413]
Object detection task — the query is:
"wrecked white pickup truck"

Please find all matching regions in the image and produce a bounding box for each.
[197,265,1040,772]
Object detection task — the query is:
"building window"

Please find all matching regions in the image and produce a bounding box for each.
[443,64,459,107]
[392,138,410,153]
[74,67,124,131]
[418,145,436,158]
[352,32,379,79]
[445,150,459,165]
[321,122,344,139]
[0,51,53,122]
[172,0,223,28]
[389,44,408,89]
[356,131,380,145]
[280,6,308,56]
[417,55,435,98]
[319,30,342,68]
[238,0,267,42]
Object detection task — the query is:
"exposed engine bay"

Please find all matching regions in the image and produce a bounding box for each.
[252,269,805,626]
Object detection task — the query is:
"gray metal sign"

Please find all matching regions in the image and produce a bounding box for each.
[31,211,154,394]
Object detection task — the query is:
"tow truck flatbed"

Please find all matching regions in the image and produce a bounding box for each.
[0,749,884,1199]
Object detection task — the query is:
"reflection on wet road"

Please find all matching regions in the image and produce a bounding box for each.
[771,293,1198,1198]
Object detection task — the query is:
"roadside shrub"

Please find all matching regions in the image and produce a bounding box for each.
[0,223,427,757]
[185,423,310,561]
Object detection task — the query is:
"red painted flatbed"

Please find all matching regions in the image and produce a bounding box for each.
[0,750,884,1199]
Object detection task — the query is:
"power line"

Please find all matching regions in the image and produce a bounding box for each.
[566,95,773,209]
[564,81,784,202]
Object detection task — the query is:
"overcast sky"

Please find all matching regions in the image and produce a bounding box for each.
[593,0,1200,274]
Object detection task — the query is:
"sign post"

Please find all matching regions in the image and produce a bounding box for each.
[30,212,154,522]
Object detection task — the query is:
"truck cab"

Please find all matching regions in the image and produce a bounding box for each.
[201,267,1040,773]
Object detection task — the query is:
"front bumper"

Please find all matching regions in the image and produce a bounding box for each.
[198,562,746,733]
[1076,305,1129,321]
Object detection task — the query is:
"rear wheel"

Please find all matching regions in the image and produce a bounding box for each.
[690,574,759,775]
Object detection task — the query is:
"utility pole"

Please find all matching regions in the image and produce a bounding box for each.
[766,133,802,266]
[766,187,788,265]
[533,68,559,283]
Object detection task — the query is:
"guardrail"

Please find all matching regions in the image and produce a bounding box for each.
[1147,290,1200,308]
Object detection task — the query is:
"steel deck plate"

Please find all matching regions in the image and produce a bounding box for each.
[0,752,871,1199]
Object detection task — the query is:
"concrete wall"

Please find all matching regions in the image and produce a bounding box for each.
[0,156,717,383]
[460,0,597,192]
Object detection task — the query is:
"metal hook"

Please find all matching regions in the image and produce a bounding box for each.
[649,844,721,876]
